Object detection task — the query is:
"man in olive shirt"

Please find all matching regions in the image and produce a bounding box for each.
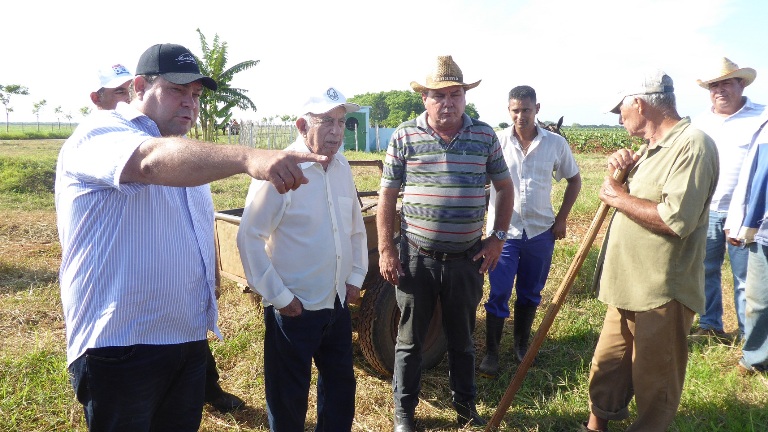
[581,70,719,432]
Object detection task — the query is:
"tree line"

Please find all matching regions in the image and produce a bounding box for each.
[348,91,480,128]
[3,30,486,138]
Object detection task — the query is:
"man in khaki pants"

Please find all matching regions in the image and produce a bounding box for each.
[581,70,718,431]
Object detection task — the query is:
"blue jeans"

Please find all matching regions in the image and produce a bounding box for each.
[485,230,555,318]
[68,340,208,432]
[701,210,749,334]
[742,243,768,369]
[393,239,484,417]
[263,296,355,432]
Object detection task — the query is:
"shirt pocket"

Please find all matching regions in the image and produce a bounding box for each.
[628,178,664,203]
[337,196,354,236]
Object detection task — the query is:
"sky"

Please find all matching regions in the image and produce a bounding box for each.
[2,0,767,128]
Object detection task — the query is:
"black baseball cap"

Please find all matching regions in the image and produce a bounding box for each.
[135,43,217,91]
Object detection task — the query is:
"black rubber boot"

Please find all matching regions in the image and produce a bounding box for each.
[513,304,538,363]
[478,314,505,377]
[453,401,487,427]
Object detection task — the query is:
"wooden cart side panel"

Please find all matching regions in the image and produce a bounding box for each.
[214,218,249,286]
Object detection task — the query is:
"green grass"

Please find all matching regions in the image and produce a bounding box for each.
[0,123,74,140]
[1,139,766,431]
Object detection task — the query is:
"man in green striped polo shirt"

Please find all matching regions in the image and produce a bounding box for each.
[377,55,514,431]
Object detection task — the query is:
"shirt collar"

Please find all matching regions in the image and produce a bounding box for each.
[287,135,340,170]
[115,102,146,122]
[654,117,691,148]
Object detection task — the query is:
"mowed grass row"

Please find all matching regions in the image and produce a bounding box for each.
[0,139,766,432]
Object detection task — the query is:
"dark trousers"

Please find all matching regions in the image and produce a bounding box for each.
[204,343,223,398]
[393,240,484,417]
[68,340,208,432]
[263,296,356,432]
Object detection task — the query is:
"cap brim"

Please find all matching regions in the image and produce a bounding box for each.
[304,102,360,116]
[607,100,622,114]
[102,76,134,90]
[605,92,626,114]
[162,72,217,91]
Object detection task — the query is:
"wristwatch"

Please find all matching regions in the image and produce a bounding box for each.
[490,230,507,241]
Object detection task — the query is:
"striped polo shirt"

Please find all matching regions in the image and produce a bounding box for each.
[381,112,510,253]
[55,104,220,366]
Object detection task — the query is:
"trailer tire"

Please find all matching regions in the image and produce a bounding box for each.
[357,274,447,377]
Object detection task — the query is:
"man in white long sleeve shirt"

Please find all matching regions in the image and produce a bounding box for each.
[691,57,766,339]
[237,87,367,432]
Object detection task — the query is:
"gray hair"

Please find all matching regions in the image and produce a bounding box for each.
[621,92,677,116]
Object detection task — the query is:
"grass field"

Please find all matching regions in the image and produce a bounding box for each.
[1,139,765,432]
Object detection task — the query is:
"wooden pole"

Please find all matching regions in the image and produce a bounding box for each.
[484,145,647,431]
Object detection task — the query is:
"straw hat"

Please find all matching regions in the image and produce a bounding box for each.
[696,57,756,89]
[410,55,481,93]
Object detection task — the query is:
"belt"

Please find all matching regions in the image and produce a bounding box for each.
[406,237,468,261]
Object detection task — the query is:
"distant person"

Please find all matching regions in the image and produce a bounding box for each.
[57,43,326,431]
[725,115,768,375]
[90,63,134,110]
[377,55,514,431]
[237,87,367,431]
[478,85,581,377]
[89,60,245,414]
[581,70,718,432]
[690,57,766,340]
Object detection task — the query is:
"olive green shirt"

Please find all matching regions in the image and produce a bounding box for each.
[595,118,719,314]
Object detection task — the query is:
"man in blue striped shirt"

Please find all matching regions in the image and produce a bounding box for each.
[56,43,326,432]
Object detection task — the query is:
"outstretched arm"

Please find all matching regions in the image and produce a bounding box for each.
[121,137,327,193]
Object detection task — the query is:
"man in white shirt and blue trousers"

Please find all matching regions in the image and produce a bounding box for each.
[237,87,368,432]
[479,85,582,376]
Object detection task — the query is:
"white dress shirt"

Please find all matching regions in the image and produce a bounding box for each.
[692,97,767,212]
[237,138,368,311]
[487,125,579,239]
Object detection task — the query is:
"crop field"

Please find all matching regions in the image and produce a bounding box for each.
[1,138,766,432]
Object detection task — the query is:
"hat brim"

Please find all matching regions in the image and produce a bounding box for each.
[304,102,361,116]
[102,76,134,90]
[162,72,218,91]
[696,68,756,89]
[410,79,481,93]
[606,99,623,115]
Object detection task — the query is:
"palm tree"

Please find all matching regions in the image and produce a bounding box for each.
[195,28,259,142]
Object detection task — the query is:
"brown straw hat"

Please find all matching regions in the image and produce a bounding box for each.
[410,55,481,93]
[696,57,756,89]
